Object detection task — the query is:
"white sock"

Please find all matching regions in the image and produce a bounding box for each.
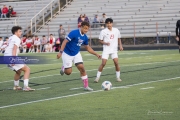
[61,66,65,72]
[23,48,26,53]
[14,80,19,86]
[97,71,101,78]
[81,75,88,80]
[116,71,120,78]
[24,79,29,87]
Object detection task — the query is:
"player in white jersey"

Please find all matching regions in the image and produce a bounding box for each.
[94,18,123,83]
[0,37,4,53]
[4,26,35,91]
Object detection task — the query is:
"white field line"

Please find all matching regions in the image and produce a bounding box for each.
[0,60,180,84]
[0,76,180,109]
[140,87,154,90]
[36,87,51,91]
[70,87,84,90]
[0,67,7,70]
[0,53,177,68]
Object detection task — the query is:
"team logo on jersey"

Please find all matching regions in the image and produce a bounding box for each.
[77,37,84,46]
[110,34,114,39]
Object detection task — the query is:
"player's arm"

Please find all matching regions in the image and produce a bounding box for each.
[12,44,18,56]
[84,45,101,59]
[118,38,123,51]
[56,39,69,59]
[99,40,110,46]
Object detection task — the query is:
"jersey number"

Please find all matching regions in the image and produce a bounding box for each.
[110,34,114,39]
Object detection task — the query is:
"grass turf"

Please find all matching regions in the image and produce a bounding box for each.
[0,50,180,120]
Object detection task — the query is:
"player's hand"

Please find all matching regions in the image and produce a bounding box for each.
[119,45,123,51]
[176,36,179,41]
[57,53,62,59]
[105,42,110,46]
[96,54,101,59]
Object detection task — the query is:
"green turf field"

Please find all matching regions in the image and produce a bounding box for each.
[0,50,180,120]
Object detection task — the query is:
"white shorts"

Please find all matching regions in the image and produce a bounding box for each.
[102,52,118,60]
[62,52,83,68]
[7,64,25,71]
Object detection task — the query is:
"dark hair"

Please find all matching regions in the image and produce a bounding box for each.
[28,36,31,38]
[42,35,46,37]
[81,21,90,27]
[50,34,53,36]
[60,24,62,27]
[0,37,2,39]
[11,26,22,34]
[105,18,113,24]
[5,37,8,39]
[23,35,26,37]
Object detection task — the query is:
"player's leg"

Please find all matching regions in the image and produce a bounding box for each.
[74,53,93,91]
[60,52,73,75]
[13,70,22,90]
[19,64,35,91]
[94,53,109,83]
[112,53,122,82]
[10,64,35,91]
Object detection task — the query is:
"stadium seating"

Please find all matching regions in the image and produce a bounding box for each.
[36,0,180,38]
[0,0,50,37]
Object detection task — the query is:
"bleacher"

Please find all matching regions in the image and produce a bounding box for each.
[36,0,180,38]
[0,0,50,37]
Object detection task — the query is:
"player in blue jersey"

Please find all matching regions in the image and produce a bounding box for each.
[57,21,101,91]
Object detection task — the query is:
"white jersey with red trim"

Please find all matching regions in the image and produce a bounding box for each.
[4,35,21,56]
[99,27,121,54]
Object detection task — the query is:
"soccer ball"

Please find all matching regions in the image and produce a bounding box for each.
[101,81,112,91]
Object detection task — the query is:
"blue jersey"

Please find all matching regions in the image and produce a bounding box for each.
[64,29,89,56]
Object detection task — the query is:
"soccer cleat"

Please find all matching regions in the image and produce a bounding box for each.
[94,77,100,83]
[117,78,122,82]
[13,86,22,90]
[60,66,64,76]
[23,87,35,91]
[84,86,93,91]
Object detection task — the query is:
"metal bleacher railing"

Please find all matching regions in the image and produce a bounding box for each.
[0,0,50,36]
[30,0,73,35]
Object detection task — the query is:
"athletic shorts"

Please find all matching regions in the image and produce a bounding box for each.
[102,52,118,60]
[62,52,83,68]
[7,64,24,71]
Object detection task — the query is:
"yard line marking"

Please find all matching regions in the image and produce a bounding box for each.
[112,86,129,89]
[165,58,172,60]
[0,67,7,70]
[126,58,132,60]
[70,87,84,90]
[87,59,94,60]
[36,87,51,90]
[0,60,180,84]
[0,76,180,109]
[16,53,178,67]
[140,87,154,90]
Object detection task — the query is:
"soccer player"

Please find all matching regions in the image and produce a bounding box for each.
[21,35,27,53]
[176,20,180,53]
[26,36,33,53]
[57,21,101,91]
[94,18,123,83]
[4,26,35,91]
[0,37,8,53]
[34,35,41,53]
